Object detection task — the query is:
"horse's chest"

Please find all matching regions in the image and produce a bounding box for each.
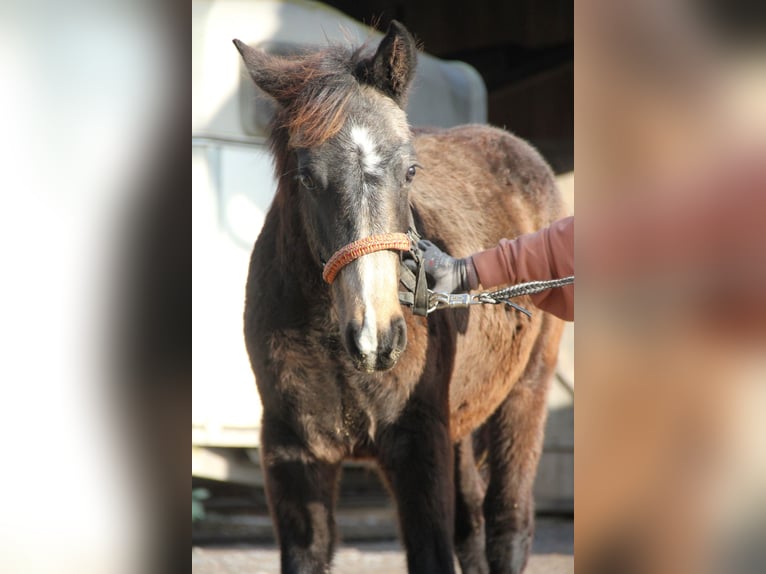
[299,375,384,457]
[268,335,387,455]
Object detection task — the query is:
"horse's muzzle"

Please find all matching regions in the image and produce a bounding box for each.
[344,316,407,372]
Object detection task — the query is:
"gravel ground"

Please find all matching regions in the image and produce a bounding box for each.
[192,518,573,573]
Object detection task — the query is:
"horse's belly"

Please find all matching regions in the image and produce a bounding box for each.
[448,306,541,440]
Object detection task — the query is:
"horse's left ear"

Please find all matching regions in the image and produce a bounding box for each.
[357,20,418,107]
[233,39,295,105]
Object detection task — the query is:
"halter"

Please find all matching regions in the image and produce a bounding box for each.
[321,228,431,316]
[322,226,574,319]
[322,232,411,284]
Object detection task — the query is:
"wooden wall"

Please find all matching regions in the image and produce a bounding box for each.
[324,0,573,172]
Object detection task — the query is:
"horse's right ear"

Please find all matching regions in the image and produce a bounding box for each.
[356,21,418,107]
[233,39,290,104]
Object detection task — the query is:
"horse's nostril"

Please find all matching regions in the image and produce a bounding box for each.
[344,317,406,372]
[344,321,362,358]
[344,321,376,372]
[375,317,406,371]
[391,316,407,355]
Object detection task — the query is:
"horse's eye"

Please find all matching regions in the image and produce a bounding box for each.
[298,172,316,190]
[406,165,417,183]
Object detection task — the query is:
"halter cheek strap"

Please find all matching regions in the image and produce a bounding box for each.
[322,233,411,284]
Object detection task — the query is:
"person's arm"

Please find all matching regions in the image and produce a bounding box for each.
[418,216,574,321]
[472,216,574,320]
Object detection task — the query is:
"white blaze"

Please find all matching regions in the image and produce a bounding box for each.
[350,124,382,176]
[357,259,378,356]
[346,125,394,360]
[355,251,395,358]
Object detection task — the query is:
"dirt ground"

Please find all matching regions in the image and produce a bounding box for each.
[192,517,573,574]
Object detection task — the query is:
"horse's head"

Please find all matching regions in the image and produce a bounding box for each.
[234,22,419,373]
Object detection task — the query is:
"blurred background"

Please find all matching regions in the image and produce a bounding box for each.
[575,1,766,573]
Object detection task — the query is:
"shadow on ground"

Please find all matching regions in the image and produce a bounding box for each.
[192,517,573,574]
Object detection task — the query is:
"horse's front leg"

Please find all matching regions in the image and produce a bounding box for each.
[261,422,341,574]
[377,401,457,574]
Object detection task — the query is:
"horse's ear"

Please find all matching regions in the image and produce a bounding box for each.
[357,20,417,107]
[233,39,291,104]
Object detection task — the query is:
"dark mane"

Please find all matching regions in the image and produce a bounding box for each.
[269,45,369,148]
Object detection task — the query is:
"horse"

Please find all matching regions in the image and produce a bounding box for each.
[234,21,565,574]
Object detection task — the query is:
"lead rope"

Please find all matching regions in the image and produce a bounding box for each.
[427,276,575,317]
[399,228,574,317]
[483,276,575,302]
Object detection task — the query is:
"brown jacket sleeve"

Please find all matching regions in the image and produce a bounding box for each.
[470,216,574,321]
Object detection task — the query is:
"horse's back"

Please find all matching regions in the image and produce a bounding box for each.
[411,124,565,439]
[412,124,562,250]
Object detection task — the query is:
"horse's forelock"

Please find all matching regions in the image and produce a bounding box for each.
[284,84,355,147]
[269,47,369,148]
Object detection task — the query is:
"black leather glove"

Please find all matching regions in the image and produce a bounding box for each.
[414,240,479,293]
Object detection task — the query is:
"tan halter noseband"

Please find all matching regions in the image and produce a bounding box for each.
[322,232,411,284]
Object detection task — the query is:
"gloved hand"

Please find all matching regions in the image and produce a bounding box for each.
[411,240,479,293]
